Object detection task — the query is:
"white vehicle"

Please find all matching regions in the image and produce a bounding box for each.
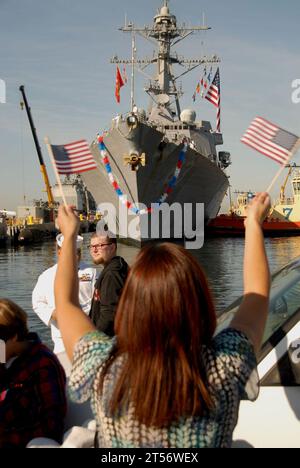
[218,258,300,448]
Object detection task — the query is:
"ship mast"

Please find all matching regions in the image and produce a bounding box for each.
[130,30,136,112]
[111,1,220,119]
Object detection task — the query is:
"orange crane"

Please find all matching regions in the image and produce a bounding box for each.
[279,164,300,202]
[19,85,54,207]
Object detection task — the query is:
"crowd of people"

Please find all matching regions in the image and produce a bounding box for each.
[0,193,272,448]
[0,227,129,447]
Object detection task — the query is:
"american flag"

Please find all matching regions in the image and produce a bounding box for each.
[50,139,97,175]
[241,117,300,165]
[205,68,221,132]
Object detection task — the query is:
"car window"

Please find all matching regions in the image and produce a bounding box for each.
[261,350,299,386]
[217,261,300,346]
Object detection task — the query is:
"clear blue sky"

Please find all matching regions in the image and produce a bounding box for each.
[0,0,299,210]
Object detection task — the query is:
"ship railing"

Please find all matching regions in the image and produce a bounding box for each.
[26,216,44,225]
[111,110,149,130]
[6,218,19,227]
[275,197,295,206]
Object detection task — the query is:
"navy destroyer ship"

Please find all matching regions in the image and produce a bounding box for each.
[82,1,231,243]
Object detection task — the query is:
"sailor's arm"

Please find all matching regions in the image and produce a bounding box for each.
[32,279,56,326]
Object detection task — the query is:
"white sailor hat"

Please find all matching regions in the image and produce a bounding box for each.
[96,219,116,239]
[56,234,84,249]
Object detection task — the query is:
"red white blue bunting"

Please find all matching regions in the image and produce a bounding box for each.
[97,135,187,215]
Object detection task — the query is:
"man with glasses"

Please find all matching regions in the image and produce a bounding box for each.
[89,232,129,336]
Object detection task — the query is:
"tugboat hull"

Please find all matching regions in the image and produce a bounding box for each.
[208,214,300,237]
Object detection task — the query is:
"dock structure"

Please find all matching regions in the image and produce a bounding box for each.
[0,201,99,247]
[4,218,56,246]
[6,224,20,246]
[1,216,97,247]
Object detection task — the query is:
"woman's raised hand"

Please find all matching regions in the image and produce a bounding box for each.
[245,192,271,226]
[56,205,80,239]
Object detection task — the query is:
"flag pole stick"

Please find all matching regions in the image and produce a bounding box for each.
[44,137,68,207]
[266,164,289,194]
[266,139,300,194]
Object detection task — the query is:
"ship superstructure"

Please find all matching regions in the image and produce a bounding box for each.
[52,175,96,214]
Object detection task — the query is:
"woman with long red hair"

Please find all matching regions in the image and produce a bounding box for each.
[55,193,270,448]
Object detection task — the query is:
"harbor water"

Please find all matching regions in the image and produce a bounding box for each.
[0,235,300,350]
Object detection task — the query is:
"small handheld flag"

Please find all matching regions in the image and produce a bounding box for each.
[241,117,300,166]
[241,117,300,192]
[49,140,97,175]
[45,137,97,207]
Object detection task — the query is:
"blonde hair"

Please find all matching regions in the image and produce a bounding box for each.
[0,299,28,341]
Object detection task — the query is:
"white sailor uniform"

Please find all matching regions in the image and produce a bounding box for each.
[32,262,97,373]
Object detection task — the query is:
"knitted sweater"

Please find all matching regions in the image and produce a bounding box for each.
[68,328,258,448]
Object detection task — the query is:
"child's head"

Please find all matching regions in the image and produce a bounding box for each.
[0,298,28,342]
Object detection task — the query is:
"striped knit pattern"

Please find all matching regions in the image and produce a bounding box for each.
[68,329,258,448]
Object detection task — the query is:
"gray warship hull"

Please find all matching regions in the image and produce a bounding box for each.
[82,120,229,244]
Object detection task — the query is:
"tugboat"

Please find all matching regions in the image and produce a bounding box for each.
[81,1,231,243]
[208,165,300,236]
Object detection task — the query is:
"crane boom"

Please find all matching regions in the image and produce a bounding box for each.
[19,85,54,207]
[279,164,300,201]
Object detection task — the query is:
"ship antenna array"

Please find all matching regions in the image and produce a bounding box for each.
[111,2,220,118]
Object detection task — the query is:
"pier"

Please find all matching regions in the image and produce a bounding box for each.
[1,214,97,247]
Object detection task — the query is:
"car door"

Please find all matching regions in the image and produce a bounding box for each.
[218,260,300,448]
[233,310,300,448]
